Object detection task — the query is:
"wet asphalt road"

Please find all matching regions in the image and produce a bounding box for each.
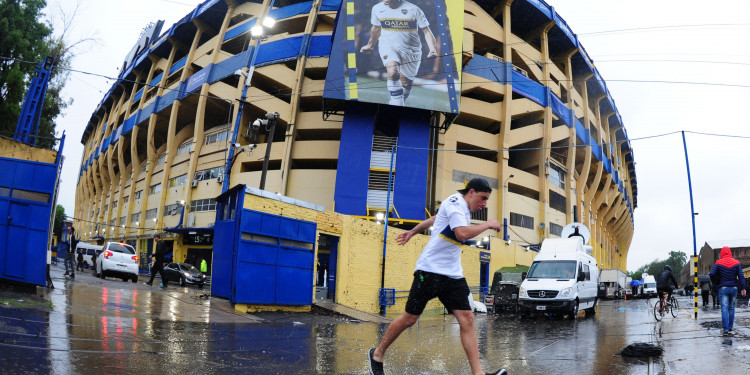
[1,265,749,374]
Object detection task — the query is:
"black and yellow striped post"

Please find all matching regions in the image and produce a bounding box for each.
[681,131,699,320]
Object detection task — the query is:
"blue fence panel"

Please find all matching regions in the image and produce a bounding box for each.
[132,87,144,103]
[268,1,313,20]
[574,118,587,143]
[149,72,163,89]
[209,49,252,82]
[184,66,210,95]
[169,56,187,76]
[308,35,333,57]
[224,19,256,42]
[254,36,304,66]
[462,55,507,83]
[511,70,547,106]
[525,0,553,19]
[321,0,342,11]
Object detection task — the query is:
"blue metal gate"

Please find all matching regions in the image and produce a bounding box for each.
[214,185,317,305]
[0,156,59,286]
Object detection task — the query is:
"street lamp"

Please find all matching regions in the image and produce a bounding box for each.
[253,112,280,191]
[503,174,514,241]
[222,15,275,193]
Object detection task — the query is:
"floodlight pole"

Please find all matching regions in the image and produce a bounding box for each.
[681,131,698,320]
[380,145,396,316]
[259,112,279,191]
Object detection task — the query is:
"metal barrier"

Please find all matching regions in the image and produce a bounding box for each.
[379,285,488,306]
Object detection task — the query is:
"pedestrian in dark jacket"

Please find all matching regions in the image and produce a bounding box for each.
[76,251,84,271]
[709,246,747,336]
[65,228,78,279]
[698,275,712,307]
[656,265,679,301]
[146,235,169,288]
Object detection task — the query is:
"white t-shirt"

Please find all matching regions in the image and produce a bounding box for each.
[370,0,429,54]
[414,193,470,279]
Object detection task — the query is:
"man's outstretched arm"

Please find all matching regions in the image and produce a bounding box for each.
[360,25,382,54]
[421,27,437,57]
[396,215,436,245]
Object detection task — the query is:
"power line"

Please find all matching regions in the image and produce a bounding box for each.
[578,23,750,36]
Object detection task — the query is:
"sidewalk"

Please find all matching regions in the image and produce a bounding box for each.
[658,301,750,373]
[313,298,392,324]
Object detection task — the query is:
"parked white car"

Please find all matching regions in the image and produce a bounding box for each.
[96,242,139,282]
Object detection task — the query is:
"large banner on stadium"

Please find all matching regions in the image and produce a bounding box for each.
[324,0,463,114]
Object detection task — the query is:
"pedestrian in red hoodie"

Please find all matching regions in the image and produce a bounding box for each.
[709,246,746,336]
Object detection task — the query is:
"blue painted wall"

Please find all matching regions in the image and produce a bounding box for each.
[0,156,58,286]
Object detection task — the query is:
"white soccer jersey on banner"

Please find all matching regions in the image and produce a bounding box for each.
[370,0,430,54]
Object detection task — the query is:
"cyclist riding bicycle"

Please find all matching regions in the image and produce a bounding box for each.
[656,265,679,303]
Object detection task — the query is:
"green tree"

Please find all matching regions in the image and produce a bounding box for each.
[629,251,688,281]
[0,0,52,139]
[53,204,66,240]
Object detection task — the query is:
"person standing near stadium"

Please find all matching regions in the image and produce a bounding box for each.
[709,246,746,336]
[367,178,507,375]
[360,0,438,106]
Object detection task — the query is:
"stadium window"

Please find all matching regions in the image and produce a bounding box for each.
[190,198,217,212]
[471,207,488,221]
[205,130,228,145]
[176,142,193,155]
[549,190,566,213]
[149,183,161,195]
[510,212,534,230]
[168,174,187,188]
[549,164,566,189]
[194,166,224,181]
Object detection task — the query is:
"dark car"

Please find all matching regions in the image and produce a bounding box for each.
[163,262,206,288]
[486,267,528,313]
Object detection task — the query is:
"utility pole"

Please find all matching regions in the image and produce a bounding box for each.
[259,112,280,191]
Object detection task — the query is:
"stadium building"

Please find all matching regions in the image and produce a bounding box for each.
[75,0,636,291]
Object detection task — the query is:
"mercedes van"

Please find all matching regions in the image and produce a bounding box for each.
[518,234,599,319]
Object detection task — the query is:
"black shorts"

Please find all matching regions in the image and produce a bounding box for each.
[404,270,471,315]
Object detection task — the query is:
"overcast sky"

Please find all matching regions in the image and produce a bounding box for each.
[47,0,750,271]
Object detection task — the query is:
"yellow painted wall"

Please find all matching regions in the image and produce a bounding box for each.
[239,191,536,314]
[0,137,57,164]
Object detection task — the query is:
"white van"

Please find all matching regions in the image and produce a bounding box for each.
[642,274,657,298]
[76,242,103,268]
[518,224,599,319]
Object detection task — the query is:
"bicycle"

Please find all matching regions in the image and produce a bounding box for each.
[653,291,678,321]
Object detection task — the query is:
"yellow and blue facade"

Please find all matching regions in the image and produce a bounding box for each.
[75,0,637,311]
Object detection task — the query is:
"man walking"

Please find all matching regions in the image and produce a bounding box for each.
[360,0,437,106]
[709,246,746,336]
[64,227,78,279]
[367,178,507,375]
[699,275,712,307]
[145,235,169,288]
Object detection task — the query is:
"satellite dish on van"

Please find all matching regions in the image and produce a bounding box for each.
[561,222,590,245]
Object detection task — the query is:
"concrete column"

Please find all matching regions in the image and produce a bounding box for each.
[498,0,515,230]
[279,0,324,195]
